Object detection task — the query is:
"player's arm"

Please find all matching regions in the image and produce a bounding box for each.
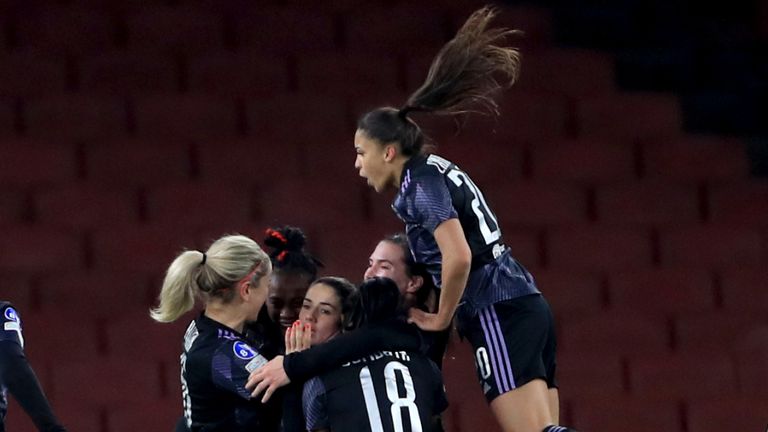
[0,342,66,432]
[246,319,422,401]
[409,218,471,331]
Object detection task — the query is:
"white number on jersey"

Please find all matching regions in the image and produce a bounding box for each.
[359,361,422,432]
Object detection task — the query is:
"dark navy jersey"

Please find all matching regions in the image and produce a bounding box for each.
[181,312,280,432]
[0,301,22,426]
[302,350,447,432]
[0,302,66,432]
[392,155,539,318]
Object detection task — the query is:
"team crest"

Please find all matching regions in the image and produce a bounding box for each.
[4,307,18,322]
[233,341,256,360]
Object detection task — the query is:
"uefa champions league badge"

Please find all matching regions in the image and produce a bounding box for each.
[4,307,18,322]
[233,341,256,360]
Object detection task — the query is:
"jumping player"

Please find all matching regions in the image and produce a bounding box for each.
[353,6,572,432]
[302,277,447,432]
[150,234,280,432]
[0,302,66,432]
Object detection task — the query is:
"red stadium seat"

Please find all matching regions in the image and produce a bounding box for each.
[496,90,570,142]
[529,139,637,184]
[733,325,768,397]
[145,182,254,229]
[245,94,350,141]
[595,181,700,226]
[125,6,224,54]
[608,269,716,315]
[0,189,25,225]
[108,398,182,432]
[0,50,67,97]
[187,51,289,97]
[643,135,749,182]
[674,310,767,352]
[658,224,763,269]
[79,51,179,95]
[52,358,163,407]
[295,53,401,96]
[571,397,680,432]
[483,181,588,227]
[85,139,192,186]
[105,310,191,363]
[297,220,380,281]
[34,183,139,230]
[22,311,101,364]
[547,226,653,271]
[91,224,200,276]
[533,270,604,317]
[14,6,114,55]
[557,353,624,399]
[687,398,768,432]
[559,310,668,356]
[132,94,239,139]
[0,140,77,187]
[434,137,526,186]
[0,226,84,272]
[499,228,542,271]
[36,271,151,320]
[25,94,127,140]
[627,352,737,400]
[709,180,768,227]
[453,4,554,50]
[0,97,16,137]
[345,6,450,55]
[576,92,682,141]
[0,274,33,312]
[259,178,367,228]
[721,267,768,313]
[196,138,304,183]
[231,6,336,54]
[6,400,100,432]
[518,48,616,97]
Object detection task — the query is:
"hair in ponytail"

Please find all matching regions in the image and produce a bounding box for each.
[357,5,521,156]
[150,235,271,323]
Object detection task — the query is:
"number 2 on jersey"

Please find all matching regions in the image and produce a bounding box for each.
[427,155,501,245]
[359,361,422,432]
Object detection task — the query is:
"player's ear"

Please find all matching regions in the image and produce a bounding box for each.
[384,143,398,161]
[405,275,424,294]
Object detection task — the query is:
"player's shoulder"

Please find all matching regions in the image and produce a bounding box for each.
[1,301,21,324]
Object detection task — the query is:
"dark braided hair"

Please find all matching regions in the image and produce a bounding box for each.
[357,6,521,157]
[263,226,323,279]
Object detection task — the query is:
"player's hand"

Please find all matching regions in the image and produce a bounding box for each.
[245,355,290,403]
[285,321,311,354]
[407,307,451,331]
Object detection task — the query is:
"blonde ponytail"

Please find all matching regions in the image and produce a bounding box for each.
[150,235,271,323]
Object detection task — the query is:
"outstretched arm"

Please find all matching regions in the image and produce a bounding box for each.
[0,342,66,432]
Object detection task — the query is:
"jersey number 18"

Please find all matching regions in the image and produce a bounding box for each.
[359,361,422,432]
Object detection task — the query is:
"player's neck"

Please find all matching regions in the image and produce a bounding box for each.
[204,302,247,334]
[391,155,410,188]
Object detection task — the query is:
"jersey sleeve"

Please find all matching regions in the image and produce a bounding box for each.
[0,313,67,431]
[1,304,24,348]
[405,174,458,234]
[210,341,269,400]
[302,377,329,431]
[283,319,423,383]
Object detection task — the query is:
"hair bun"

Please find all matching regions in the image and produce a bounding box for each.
[264,226,307,253]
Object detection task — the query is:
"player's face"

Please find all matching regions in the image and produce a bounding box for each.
[267,271,311,334]
[354,129,391,193]
[363,241,410,295]
[300,283,343,346]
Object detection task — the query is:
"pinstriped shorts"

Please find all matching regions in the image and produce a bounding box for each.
[458,293,558,403]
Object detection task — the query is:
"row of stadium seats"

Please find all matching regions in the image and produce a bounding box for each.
[0,222,765,275]
[0,3,551,55]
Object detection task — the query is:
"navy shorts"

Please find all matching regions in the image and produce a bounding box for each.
[458,293,558,403]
